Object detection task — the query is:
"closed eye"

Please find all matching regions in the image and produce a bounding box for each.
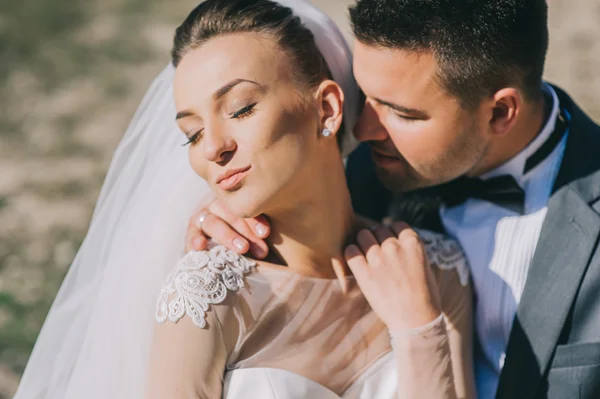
[231,103,256,119]
[182,129,203,146]
[395,113,421,122]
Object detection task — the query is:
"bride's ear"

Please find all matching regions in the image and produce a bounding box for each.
[315,80,344,137]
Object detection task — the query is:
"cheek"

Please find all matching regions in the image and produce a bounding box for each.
[188,147,209,181]
[246,126,312,186]
[388,112,465,163]
[384,118,455,161]
[245,106,316,169]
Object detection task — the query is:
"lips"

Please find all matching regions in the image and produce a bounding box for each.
[216,165,251,191]
[370,146,400,162]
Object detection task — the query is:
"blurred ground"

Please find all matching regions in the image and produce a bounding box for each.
[0,0,598,396]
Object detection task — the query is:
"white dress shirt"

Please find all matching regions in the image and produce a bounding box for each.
[440,84,570,398]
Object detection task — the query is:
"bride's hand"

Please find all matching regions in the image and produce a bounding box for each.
[185,198,271,259]
[344,222,442,333]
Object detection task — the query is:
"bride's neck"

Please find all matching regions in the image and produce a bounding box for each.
[264,157,356,279]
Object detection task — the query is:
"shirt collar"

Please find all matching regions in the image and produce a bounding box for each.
[481,83,560,185]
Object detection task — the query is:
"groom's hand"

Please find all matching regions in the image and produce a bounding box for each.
[185,199,270,258]
[344,222,442,333]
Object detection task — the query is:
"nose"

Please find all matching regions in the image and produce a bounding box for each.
[202,127,237,164]
[353,100,389,143]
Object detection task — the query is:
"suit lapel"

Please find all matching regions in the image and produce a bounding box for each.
[496,188,600,399]
[496,87,600,399]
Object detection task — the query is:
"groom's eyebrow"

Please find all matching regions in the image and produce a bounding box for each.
[374,98,428,118]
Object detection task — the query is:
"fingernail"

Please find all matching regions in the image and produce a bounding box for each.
[233,238,247,252]
[252,244,267,258]
[255,224,268,237]
[356,229,370,239]
[345,245,361,257]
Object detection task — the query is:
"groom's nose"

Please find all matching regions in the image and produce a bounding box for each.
[353,100,389,143]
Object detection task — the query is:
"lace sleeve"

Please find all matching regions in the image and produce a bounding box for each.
[418,229,475,398]
[390,229,475,399]
[415,228,470,286]
[156,245,255,329]
[147,246,254,399]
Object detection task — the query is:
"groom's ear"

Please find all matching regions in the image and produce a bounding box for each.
[488,87,522,136]
[316,80,344,136]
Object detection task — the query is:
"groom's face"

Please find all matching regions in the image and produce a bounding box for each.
[353,41,490,192]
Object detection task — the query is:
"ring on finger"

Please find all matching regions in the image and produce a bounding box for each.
[196,211,211,230]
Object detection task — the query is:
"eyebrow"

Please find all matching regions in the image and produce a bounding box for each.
[374,98,429,118]
[176,110,195,120]
[176,78,263,120]
[214,78,262,101]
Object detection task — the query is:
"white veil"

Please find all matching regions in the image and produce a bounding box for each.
[14,1,358,398]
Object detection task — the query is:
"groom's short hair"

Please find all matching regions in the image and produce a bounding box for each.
[349,0,549,109]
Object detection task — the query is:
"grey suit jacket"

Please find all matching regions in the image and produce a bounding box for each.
[345,86,600,398]
[495,87,600,399]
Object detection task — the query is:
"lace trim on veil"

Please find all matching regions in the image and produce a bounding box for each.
[416,228,470,287]
[156,245,256,328]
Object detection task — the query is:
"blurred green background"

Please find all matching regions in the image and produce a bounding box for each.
[0,0,598,396]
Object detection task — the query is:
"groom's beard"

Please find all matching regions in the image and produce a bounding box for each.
[374,161,433,193]
[369,143,422,193]
[371,124,487,193]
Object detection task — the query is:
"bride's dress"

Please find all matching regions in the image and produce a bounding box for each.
[223,353,397,398]
[149,230,472,398]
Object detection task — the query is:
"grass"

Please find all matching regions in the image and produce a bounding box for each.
[0,0,178,395]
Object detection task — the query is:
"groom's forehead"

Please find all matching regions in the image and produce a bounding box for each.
[353,41,440,95]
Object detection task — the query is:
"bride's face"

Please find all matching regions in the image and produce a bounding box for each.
[174,33,336,218]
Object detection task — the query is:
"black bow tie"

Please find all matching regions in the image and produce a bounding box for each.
[440,175,526,214]
[440,105,570,214]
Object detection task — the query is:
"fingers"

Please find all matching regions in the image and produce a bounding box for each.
[248,214,270,238]
[331,256,351,294]
[356,229,382,266]
[198,211,251,253]
[371,225,394,244]
[205,201,269,258]
[346,222,442,332]
[390,221,411,238]
[185,225,208,252]
[185,200,271,258]
[390,222,424,256]
[344,244,369,282]
[354,214,378,230]
[241,215,270,258]
[355,224,399,266]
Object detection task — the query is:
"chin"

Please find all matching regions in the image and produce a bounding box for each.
[218,187,267,219]
[375,167,405,191]
[375,167,425,193]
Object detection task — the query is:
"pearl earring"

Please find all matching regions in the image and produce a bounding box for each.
[322,128,332,137]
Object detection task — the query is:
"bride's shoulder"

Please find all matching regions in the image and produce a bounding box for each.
[414,228,470,287]
[155,244,256,329]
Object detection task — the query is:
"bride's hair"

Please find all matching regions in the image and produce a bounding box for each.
[172,0,330,90]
